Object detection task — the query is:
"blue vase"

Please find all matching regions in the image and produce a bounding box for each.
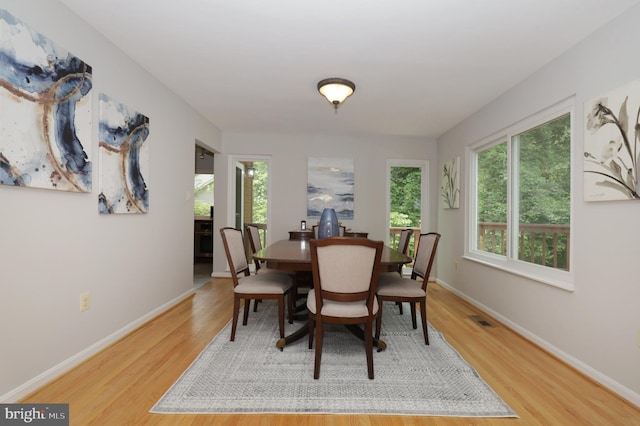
[317,208,339,239]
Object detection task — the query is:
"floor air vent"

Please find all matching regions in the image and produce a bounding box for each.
[469,315,493,327]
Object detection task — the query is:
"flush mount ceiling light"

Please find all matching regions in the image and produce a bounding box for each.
[317,78,356,112]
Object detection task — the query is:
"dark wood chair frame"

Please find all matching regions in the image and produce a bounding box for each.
[375,232,440,345]
[307,237,384,379]
[220,227,295,341]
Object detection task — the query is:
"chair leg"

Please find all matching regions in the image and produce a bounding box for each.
[410,302,418,329]
[397,301,404,315]
[365,320,374,379]
[277,297,285,339]
[314,321,324,379]
[230,295,240,341]
[242,299,250,325]
[375,302,383,340]
[419,300,429,345]
[308,316,315,349]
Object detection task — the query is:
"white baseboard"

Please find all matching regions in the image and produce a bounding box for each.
[0,288,196,403]
[435,278,640,408]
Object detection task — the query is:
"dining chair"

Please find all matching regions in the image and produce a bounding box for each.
[246,224,281,274]
[307,237,384,379]
[246,224,301,309]
[379,228,413,314]
[375,232,441,345]
[220,227,295,341]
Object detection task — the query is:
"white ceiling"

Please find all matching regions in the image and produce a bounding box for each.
[59,0,640,139]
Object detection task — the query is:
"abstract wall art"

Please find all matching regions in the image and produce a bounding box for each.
[0,9,92,192]
[441,156,460,209]
[584,77,640,201]
[307,157,354,219]
[98,94,149,214]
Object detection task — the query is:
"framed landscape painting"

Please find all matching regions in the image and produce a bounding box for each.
[307,157,354,219]
[0,9,92,192]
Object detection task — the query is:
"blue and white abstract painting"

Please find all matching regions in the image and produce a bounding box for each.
[0,9,92,192]
[98,94,149,214]
[307,157,354,219]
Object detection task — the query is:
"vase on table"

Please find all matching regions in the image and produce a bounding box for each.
[317,208,339,239]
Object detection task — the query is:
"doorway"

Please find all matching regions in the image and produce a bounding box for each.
[386,160,429,275]
[228,156,272,261]
[194,144,214,287]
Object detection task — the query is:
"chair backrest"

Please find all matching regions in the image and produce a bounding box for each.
[245,224,263,271]
[310,237,383,315]
[411,232,441,289]
[219,227,250,286]
[397,228,413,255]
[395,228,413,273]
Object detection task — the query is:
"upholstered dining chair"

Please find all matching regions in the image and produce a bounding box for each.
[307,237,384,379]
[246,223,299,310]
[375,232,441,345]
[245,224,282,274]
[220,227,295,341]
[379,228,413,314]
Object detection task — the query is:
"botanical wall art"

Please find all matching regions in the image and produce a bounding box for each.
[584,77,640,201]
[0,9,92,192]
[441,156,460,209]
[98,94,149,214]
[307,157,354,219]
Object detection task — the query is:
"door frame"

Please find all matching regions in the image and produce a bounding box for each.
[226,154,274,244]
[385,159,430,245]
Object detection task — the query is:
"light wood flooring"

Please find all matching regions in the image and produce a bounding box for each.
[21,279,640,425]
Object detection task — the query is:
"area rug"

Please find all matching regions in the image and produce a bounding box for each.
[151,301,517,417]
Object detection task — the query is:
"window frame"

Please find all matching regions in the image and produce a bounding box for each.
[464,98,575,291]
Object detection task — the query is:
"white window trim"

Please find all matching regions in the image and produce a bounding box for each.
[464,97,575,291]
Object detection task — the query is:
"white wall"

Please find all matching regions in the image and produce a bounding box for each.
[0,0,221,400]
[437,4,640,405]
[212,133,438,274]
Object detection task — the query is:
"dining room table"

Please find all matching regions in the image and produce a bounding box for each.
[253,237,412,351]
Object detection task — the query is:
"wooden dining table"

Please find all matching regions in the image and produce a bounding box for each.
[253,238,412,350]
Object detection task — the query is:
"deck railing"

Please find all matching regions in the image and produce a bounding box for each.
[478,222,570,270]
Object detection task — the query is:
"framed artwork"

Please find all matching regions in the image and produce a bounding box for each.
[441,156,460,209]
[0,9,92,192]
[584,78,640,201]
[307,157,354,219]
[98,94,149,214]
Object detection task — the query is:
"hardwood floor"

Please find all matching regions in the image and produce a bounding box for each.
[21,279,640,425]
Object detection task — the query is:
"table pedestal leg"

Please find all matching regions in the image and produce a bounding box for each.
[345,324,387,352]
[276,322,309,350]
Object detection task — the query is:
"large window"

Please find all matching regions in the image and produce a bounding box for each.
[468,101,573,290]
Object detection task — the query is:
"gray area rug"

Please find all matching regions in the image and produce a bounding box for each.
[151,300,517,417]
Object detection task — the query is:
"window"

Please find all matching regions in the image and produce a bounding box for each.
[468,100,573,290]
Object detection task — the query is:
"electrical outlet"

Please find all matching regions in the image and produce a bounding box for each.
[80,292,90,312]
[455,261,459,271]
